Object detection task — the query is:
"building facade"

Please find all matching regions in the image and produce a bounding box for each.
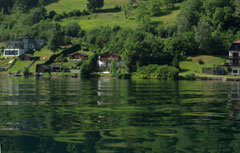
[229,40,240,76]
[4,37,45,57]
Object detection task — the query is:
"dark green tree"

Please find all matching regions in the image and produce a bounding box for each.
[87,0,104,12]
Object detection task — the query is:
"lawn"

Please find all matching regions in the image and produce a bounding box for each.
[45,0,129,13]
[179,55,227,77]
[47,0,182,30]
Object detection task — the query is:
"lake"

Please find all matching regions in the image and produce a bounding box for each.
[0,77,240,153]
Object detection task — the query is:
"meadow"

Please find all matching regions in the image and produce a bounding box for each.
[46,0,181,30]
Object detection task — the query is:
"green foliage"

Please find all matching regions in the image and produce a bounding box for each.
[185,73,195,80]
[80,62,91,76]
[23,67,32,76]
[147,0,161,16]
[172,54,180,69]
[80,53,98,77]
[87,0,104,12]
[64,21,81,37]
[133,65,179,80]
[110,60,117,75]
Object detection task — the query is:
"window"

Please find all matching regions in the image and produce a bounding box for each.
[5,50,18,55]
[233,53,239,57]
[233,70,238,73]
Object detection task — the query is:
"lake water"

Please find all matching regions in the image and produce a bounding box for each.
[0,77,240,153]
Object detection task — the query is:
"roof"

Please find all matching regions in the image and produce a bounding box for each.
[99,53,120,58]
[70,52,89,56]
[233,40,240,44]
[19,54,34,58]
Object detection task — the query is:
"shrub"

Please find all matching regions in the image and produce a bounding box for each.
[198,59,204,64]
[133,65,179,80]
[185,73,196,80]
[23,67,32,76]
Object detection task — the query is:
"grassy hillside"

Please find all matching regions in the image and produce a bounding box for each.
[179,55,227,77]
[46,0,129,13]
[46,0,181,30]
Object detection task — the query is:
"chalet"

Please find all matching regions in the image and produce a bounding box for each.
[97,53,124,68]
[36,65,51,73]
[4,37,45,57]
[228,40,240,75]
[19,54,39,61]
[69,53,89,61]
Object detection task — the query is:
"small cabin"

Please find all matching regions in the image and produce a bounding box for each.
[69,53,89,61]
[36,65,51,73]
[19,54,39,61]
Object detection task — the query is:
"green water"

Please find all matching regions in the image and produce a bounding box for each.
[0,77,240,153]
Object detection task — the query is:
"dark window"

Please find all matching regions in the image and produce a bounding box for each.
[233,53,239,57]
[233,59,239,64]
[233,70,238,73]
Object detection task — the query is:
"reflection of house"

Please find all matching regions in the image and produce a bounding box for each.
[19,54,39,61]
[97,53,124,68]
[228,40,240,75]
[228,82,240,120]
[69,53,89,61]
[4,37,45,57]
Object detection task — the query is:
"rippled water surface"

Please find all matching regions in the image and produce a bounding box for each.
[1,77,240,153]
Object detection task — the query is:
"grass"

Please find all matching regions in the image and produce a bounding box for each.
[46,0,129,13]
[46,0,181,30]
[8,48,55,73]
[179,55,227,77]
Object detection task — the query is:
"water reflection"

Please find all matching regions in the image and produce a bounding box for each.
[0,78,240,152]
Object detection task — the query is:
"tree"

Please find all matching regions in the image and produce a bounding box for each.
[147,0,161,16]
[64,21,81,37]
[87,0,104,12]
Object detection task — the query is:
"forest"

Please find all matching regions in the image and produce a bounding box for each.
[0,0,240,78]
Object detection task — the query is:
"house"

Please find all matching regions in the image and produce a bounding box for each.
[50,64,64,72]
[228,40,240,75]
[69,53,89,61]
[36,65,51,73]
[19,54,39,61]
[4,37,45,57]
[36,65,66,73]
[97,53,124,68]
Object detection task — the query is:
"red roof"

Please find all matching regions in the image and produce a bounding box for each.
[233,40,240,44]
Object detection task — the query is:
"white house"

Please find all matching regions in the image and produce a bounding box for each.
[228,40,240,76]
[97,53,124,68]
[4,37,45,57]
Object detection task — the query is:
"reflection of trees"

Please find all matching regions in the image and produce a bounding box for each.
[0,79,240,153]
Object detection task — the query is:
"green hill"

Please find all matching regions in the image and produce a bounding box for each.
[46,0,181,30]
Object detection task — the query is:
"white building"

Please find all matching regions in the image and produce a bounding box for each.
[228,40,240,76]
[97,53,124,69]
[4,37,44,57]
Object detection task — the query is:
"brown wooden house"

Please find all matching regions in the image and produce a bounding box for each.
[36,65,51,73]
[69,53,89,61]
[19,54,39,61]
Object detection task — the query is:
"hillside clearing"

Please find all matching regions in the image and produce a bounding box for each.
[179,55,227,77]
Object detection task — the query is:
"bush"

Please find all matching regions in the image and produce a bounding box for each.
[80,62,91,77]
[198,59,204,64]
[133,65,179,80]
[185,73,196,80]
[23,67,32,76]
